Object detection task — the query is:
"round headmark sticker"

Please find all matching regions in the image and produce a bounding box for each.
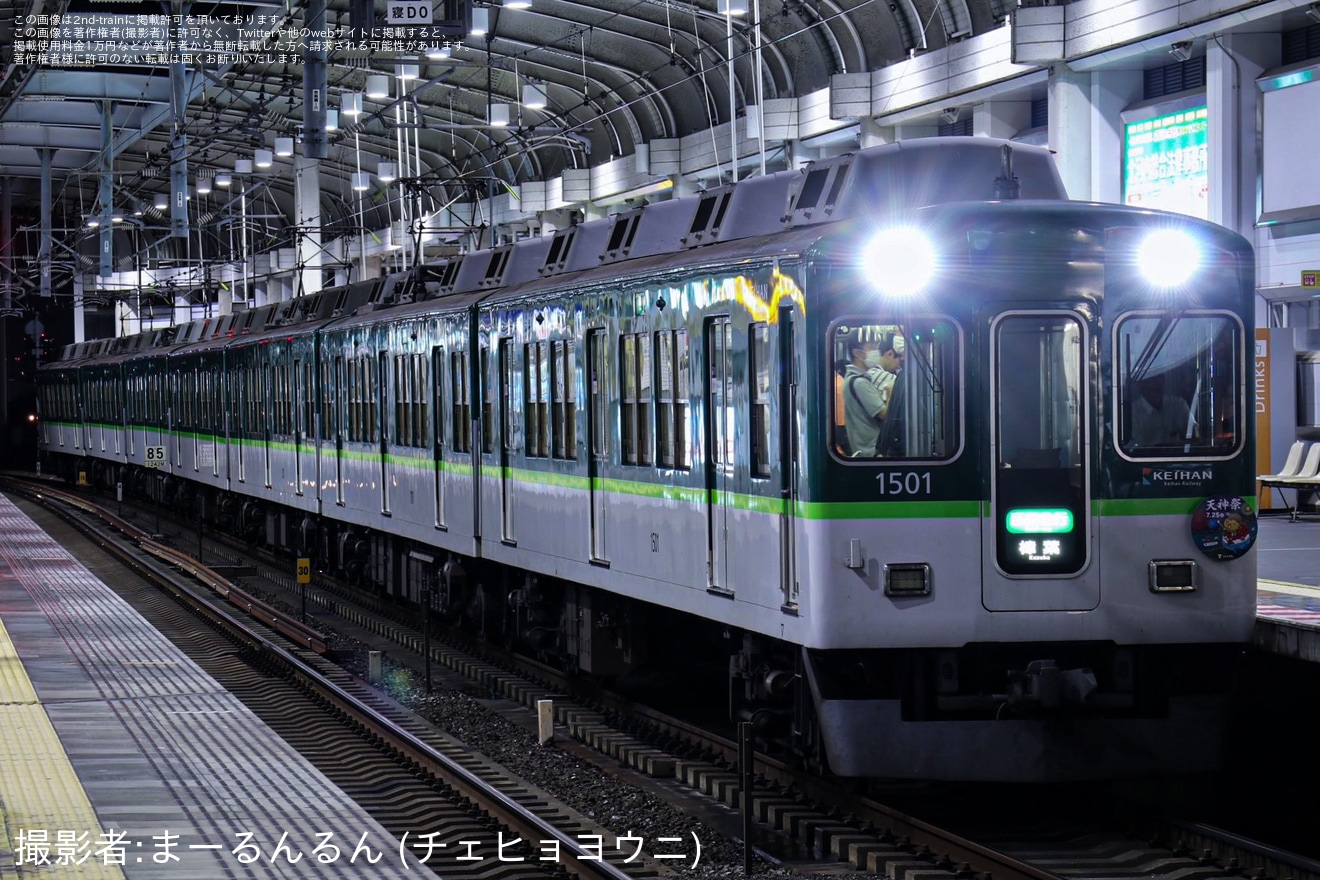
[1190,495,1257,561]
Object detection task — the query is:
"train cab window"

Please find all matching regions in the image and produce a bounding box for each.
[1116,312,1242,459]
[831,319,959,461]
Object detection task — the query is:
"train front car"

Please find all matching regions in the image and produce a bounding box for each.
[801,165,1256,781]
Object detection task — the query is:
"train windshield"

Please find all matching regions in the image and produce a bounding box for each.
[1115,311,1242,459]
[830,318,959,461]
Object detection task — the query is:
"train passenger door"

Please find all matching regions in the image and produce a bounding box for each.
[334,355,345,506]
[705,316,734,593]
[498,339,514,542]
[587,329,608,563]
[432,346,445,528]
[294,360,305,496]
[262,362,273,488]
[778,307,799,609]
[983,311,1098,610]
[379,350,391,514]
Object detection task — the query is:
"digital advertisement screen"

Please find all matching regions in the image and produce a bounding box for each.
[1122,106,1209,220]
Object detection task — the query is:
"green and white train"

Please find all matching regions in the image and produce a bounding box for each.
[39,138,1258,781]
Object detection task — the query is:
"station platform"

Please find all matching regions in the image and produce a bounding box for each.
[0,493,422,879]
[1253,514,1320,662]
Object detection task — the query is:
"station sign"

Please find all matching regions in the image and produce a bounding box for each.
[387,0,434,23]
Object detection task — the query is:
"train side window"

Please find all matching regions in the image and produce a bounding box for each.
[552,340,576,459]
[750,322,771,477]
[620,332,654,467]
[830,319,958,462]
[414,353,428,449]
[452,350,471,453]
[394,355,409,447]
[1115,312,1241,459]
[525,341,549,458]
[481,346,495,454]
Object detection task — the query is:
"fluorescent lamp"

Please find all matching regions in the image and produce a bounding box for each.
[522,82,546,109]
[470,7,488,35]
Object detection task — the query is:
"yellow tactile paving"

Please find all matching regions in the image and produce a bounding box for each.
[0,620,126,879]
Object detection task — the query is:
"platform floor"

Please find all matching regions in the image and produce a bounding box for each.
[0,493,423,878]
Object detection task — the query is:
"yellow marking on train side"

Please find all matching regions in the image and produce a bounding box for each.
[0,620,128,879]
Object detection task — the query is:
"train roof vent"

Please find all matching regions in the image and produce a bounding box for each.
[245,304,277,332]
[374,272,409,305]
[271,299,299,326]
[623,199,699,259]
[785,153,855,226]
[538,229,577,276]
[500,237,555,286]
[477,246,514,289]
[331,279,379,317]
[598,211,644,266]
[681,188,734,247]
[559,217,614,274]
[436,256,465,294]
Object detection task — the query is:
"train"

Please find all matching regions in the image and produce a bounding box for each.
[37,137,1258,782]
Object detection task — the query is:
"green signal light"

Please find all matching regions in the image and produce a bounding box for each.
[1005,508,1074,534]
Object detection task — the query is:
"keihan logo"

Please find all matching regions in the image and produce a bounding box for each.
[1142,467,1212,486]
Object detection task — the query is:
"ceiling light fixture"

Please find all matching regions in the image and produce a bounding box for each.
[342,92,363,116]
[234,158,253,174]
[522,82,547,109]
[489,103,510,127]
[366,74,391,99]
[254,149,273,169]
[426,45,452,59]
[377,160,397,182]
[470,7,488,35]
[153,192,169,210]
[196,176,212,195]
[351,171,371,192]
[717,0,748,15]
[325,108,339,131]
[275,136,294,157]
[215,171,232,187]
[396,63,419,81]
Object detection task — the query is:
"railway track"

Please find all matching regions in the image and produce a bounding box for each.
[4,478,658,880]
[11,474,1320,880]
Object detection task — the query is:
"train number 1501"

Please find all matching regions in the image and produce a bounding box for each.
[875,471,932,495]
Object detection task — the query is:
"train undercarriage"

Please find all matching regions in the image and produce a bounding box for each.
[53,456,1246,782]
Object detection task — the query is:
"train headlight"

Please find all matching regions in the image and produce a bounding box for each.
[863,228,936,298]
[1137,229,1200,287]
